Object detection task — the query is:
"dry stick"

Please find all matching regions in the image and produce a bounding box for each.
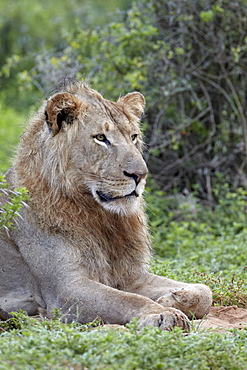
[221,64,247,168]
[191,71,239,117]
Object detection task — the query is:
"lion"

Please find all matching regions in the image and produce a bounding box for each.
[0,82,212,330]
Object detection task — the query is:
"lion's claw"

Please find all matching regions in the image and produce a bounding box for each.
[138,307,190,331]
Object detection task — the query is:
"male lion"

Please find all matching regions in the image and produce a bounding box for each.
[0,82,212,330]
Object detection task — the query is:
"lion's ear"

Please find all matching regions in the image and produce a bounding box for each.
[117,92,145,118]
[45,92,88,134]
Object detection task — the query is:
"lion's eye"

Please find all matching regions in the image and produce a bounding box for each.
[131,134,138,144]
[93,134,110,146]
[95,134,107,141]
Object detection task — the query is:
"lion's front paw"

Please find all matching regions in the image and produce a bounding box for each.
[138,307,190,331]
[157,289,199,308]
[156,284,212,319]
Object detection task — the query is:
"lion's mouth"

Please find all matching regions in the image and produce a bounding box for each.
[96,190,137,202]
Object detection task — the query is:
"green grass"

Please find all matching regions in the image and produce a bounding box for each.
[0,315,247,369]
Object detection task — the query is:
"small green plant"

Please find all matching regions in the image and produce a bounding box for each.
[0,310,30,331]
[0,175,29,233]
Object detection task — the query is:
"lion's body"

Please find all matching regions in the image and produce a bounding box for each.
[0,83,212,329]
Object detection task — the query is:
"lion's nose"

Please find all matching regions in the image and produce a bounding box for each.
[124,171,147,185]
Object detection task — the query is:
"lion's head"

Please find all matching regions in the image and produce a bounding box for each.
[17,83,148,216]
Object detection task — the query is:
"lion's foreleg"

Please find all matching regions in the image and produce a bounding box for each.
[46,278,191,330]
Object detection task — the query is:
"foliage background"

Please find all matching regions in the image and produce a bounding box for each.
[2,0,247,203]
[1,1,247,368]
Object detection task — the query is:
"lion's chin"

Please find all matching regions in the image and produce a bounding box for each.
[93,190,140,216]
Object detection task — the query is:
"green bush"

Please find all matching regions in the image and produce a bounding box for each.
[0,0,131,110]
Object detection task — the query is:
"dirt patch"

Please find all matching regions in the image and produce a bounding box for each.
[196,306,247,331]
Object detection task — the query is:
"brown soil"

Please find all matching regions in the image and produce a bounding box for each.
[196,306,247,331]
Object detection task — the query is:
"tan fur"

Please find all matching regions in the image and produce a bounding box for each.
[0,82,212,330]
